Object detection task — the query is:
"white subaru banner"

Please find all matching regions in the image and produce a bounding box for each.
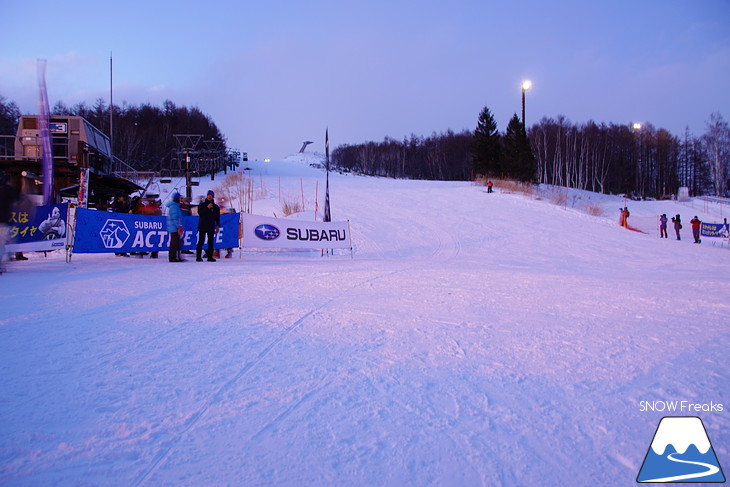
[242,214,351,250]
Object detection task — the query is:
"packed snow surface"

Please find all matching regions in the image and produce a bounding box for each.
[1,154,728,486]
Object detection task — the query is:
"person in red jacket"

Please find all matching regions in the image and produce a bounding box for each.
[690,216,702,244]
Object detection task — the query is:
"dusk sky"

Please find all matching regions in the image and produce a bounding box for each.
[1,0,729,160]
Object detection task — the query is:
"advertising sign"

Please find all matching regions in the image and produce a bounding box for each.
[700,222,729,238]
[72,209,239,253]
[6,203,69,252]
[242,214,351,250]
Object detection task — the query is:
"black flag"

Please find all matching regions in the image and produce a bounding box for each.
[324,127,331,222]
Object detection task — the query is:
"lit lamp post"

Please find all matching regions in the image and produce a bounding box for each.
[521,80,532,131]
[632,123,643,196]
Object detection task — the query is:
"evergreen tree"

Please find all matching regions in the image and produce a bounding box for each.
[472,106,501,177]
[502,114,536,181]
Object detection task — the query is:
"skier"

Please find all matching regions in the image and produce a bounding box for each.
[659,214,668,238]
[690,216,702,244]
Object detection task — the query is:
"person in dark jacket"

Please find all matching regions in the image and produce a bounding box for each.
[111,195,129,214]
[111,195,130,256]
[0,172,19,273]
[671,214,682,240]
[690,216,702,244]
[166,192,184,262]
[196,190,220,262]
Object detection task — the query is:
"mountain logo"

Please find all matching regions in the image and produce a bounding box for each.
[637,416,725,483]
[99,219,131,249]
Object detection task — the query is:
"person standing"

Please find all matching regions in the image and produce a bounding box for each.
[0,172,19,274]
[196,190,220,262]
[487,180,493,193]
[166,192,184,262]
[111,195,129,214]
[671,214,682,240]
[619,207,630,228]
[659,214,668,238]
[690,216,702,244]
[112,195,130,257]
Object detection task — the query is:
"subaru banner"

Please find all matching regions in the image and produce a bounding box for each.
[6,204,69,252]
[72,209,240,253]
[242,214,351,250]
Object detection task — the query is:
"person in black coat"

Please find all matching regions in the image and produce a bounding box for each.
[196,190,220,262]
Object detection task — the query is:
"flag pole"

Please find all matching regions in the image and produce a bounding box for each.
[324,127,331,223]
[37,59,54,205]
[323,127,332,256]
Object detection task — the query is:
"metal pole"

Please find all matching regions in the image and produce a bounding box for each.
[109,53,113,163]
[521,89,526,131]
[185,151,192,200]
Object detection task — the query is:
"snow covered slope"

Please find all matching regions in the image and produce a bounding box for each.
[1,157,728,486]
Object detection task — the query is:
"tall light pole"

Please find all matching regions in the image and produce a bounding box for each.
[521,80,532,131]
[632,122,643,196]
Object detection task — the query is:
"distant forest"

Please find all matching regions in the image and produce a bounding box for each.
[0,95,227,173]
[332,109,730,198]
[2,94,729,197]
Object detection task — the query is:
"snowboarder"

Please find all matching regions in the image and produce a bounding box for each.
[690,216,702,244]
[671,214,682,240]
[196,190,220,262]
[659,214,668,238]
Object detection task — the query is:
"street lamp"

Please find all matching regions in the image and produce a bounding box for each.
[521,80,532,131]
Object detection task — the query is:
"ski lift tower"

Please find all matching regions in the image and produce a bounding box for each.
[174,134,202,200]
[202,138,225,179]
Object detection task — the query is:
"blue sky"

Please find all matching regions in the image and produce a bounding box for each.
[1,0,728,160]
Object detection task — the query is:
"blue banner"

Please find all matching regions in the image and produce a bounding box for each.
[7,204,68,252]
[73,209,240,253]
[701,222,730,238]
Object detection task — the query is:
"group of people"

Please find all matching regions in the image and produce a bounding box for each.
[111,195,163,258]
[659,214,703,243]
[165,190,232,263]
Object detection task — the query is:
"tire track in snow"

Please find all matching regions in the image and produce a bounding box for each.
[250,377,332,441]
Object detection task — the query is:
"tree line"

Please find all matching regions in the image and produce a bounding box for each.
[332,130,474,181]
[3,93,729,197]
[332,105,729,198]
[51,98,226,172]
[0,94,226,173]
[528,114,728,198]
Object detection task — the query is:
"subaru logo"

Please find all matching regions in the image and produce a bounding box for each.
[254,224,280,240]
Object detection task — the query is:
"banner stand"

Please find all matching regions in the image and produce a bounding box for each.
[65,205,76,263]
[239,213,244,259]
[347,220,353,259]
